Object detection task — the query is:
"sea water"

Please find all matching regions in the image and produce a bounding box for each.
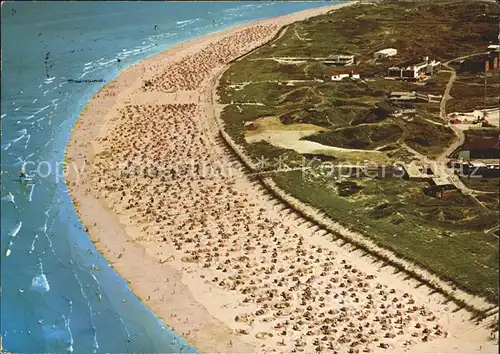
[0,2,341,352]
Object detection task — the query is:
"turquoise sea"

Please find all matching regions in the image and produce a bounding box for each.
[0,2,340,352]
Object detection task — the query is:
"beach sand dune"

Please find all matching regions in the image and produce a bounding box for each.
[66,3,498,353]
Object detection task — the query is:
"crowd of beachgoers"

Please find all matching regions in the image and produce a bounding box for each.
[69,8,497,353]
[143,25,277,92]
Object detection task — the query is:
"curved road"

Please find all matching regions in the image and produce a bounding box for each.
[433,56,496,198]
[439,67,456,122]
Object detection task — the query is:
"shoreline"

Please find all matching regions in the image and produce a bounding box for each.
[65,2,498,353]
[65,4,355,352]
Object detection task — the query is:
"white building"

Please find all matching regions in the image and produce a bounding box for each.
[373,48,398,59]
[391,108,417,117]
[389,91,417,101]
[323,55,355,66]
[387,57,441,80]
[331,71,360,81]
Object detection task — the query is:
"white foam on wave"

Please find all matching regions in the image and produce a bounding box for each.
[223,7,240,14]
[9,221,22,237]
[32,261,50,293]
[30,234,39,253]
[121,47,144,56]
[35,105,50,115]
[73,270,99,352]
[6,219,19,257]
[114,43,157,63]
[89,273,103,302]
[43,90,49,96]
[33,98,38,104]
[3,143,11,151]
[40,207,64,265]
[42,208,50,234]
[12,133,26,143]
[2,192,16,208]
[90,273,101,353]
[31,274,50,292]
[14,106,22,111]
[24,134,30,149]
[52,98,62,110]
[116,312,133,344]
[1,113,6,118]
[37,115,47,123]
[98,58,117,67]
[176,18,200,26]
[84,61,93,66]
[63,300,75,353]
[80,66,97,78]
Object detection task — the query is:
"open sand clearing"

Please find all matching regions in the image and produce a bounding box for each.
[66,3,498,353]
[244,116,385,157]
[449,108,500,128]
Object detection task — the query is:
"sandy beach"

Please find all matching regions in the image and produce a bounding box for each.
[65,3,498,353]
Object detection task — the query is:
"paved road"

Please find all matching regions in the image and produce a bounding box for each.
[437,123,465,163]
[430,53,497,199]
[439,51,490,122]
[439,67,456,121]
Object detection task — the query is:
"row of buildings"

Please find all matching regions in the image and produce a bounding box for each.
[375,45,499,76]
[450,45,499,73]
[334,156,499,198]
[323,43,499,197]
[324,48,439,82]
[389,91,442,103]
[324,43,499,80]
[323,48,399,68]
[322,49,398,81]
[323,55,356,66]
[333,163,460,198]
[387,56,441,80]
[322,54,359,81]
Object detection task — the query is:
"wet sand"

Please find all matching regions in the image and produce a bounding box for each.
[65,3,498,353]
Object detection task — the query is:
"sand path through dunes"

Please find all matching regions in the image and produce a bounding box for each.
[66,3,498,353]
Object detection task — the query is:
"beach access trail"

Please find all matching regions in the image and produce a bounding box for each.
[66,3,498,353]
